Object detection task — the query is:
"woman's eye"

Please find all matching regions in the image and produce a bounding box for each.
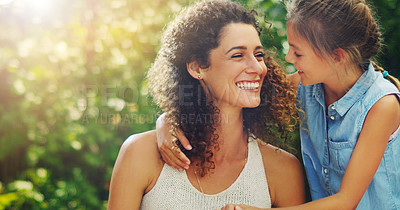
[255,52,265,61]
[255,52,265,58]
[231,54,243,58]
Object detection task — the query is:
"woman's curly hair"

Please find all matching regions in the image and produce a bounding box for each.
[147,0,298,176]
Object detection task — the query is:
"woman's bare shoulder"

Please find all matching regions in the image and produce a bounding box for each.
[108,131,165,208]
[256,139,305,206]
[119,130,163,168]
[256,139,303,179]
[122,130,157,151]
[113,130,164,190]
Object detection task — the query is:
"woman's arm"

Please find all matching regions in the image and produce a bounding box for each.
[156,113,191,171]
[271,94,400,210]
[108,131,162,210]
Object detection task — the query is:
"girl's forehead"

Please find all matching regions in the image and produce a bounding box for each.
[287,25,314,50]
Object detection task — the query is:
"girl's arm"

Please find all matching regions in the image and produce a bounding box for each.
[108,131,161,210]
[224,94,400,210]
[156,113,191,171]
[274,94,400,210]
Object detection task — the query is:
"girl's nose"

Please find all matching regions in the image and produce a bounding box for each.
[285,53,294,64]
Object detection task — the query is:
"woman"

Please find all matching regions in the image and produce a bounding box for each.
[107,0,305,209]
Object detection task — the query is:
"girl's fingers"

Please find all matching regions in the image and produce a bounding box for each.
[159,130,191,165]
[162,146,189,170]
[159,139,188,169]
[220,204,236,210]
[176,148,191,165]
[155,113,191,167]
[159,150,184,171]
[176,129,192,151]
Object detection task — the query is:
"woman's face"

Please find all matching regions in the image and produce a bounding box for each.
[200,23,267,111]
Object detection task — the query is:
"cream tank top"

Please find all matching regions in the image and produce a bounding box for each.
[140,136,272,209]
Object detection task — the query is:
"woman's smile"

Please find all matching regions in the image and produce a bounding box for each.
[235,80,261,92]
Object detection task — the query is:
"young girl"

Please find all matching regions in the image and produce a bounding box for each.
[157,0,400,209]
[282,0,400,209]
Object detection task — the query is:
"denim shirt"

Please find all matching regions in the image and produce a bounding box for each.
[297,62,400,209]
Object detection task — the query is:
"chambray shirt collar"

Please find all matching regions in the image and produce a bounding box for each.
[312,84,325,108]
[334,62,376,117]
[311,62,377,117]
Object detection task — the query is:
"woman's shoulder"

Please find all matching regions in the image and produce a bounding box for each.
[122,130,157,150]
[114,130,164,189]
[256,139,305,206]
[108,131,165,208]
[256,139,301,171]
[119,130,163,167]
[256,139,303,187]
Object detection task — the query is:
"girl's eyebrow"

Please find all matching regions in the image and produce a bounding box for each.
[225,45,264,54]
[289,43,300,50]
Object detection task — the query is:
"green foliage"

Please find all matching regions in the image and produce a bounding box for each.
[371,0,400,77]
[0,0,190,208]
[0,0,398,208]
[0,168,105,209]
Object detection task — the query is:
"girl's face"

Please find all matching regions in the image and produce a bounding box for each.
[200,23,267,111]
[285,24,335,86]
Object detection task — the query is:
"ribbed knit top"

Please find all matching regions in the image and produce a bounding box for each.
[140,137,271,210]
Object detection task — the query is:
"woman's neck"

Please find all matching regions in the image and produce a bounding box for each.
[212,107,248,163]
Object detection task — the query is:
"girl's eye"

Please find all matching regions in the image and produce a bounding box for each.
[294,52,302,57]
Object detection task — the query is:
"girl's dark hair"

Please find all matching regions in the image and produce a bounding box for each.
[148,0,297,176]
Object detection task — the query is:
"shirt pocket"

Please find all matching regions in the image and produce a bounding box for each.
[328,139,356,173]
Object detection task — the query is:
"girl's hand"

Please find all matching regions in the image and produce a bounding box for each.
[156,113,192,171]
[220,204,267,210]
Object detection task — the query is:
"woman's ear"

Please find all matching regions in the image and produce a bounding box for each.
[187,61,203,80]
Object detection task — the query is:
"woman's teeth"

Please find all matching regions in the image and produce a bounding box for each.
[236,82,260,90]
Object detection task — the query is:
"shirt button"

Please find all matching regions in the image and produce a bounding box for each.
[330,115,335,120]
[324,168,328,174]
[331,105,336,110]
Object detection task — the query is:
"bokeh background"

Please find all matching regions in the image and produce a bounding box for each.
[0,0,398,209]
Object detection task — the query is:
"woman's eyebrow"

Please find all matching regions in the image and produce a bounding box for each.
[225,45,263,54]
[225,46,246,54]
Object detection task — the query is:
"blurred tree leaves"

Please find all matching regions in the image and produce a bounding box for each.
[371,0,400,77]
[0,0,190,208]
